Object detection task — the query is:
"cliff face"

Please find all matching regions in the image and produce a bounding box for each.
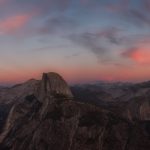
[0,73,149,150]
[140,100,150,120]
[0,79,39,104]
[72,84,150,122]
[36,72,73,102]
[110,94,150,122]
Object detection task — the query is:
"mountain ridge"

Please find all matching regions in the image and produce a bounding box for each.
[0,72,149,150]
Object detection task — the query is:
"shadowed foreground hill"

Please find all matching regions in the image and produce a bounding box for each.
[0,72,149,150]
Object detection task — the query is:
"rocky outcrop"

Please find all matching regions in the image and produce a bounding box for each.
[36,72,73,102]
[0,79,39,104]
[0,73,149,150]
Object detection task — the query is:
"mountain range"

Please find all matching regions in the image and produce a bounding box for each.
[0,72,149,150]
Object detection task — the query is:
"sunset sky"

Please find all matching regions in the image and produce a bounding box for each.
[0,0,150,85]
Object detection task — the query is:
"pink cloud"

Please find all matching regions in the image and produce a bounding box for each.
[0,13,32,34]
[122,47,150,65]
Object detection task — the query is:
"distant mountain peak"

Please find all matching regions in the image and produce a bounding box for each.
[36,72,73,101]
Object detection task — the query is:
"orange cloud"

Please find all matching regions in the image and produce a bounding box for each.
[123,48,150,64]
[0,14,32,34]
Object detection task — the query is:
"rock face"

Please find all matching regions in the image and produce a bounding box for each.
[140,100,150,120]
[0,79,39,104]
[0,73,149,150]
[72,83,150,122]
[37,72,73,102]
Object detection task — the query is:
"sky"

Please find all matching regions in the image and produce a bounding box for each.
[0,0,150,85]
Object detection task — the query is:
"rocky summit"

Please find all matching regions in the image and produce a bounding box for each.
[36,72,73,102]
[0,73,149,150]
